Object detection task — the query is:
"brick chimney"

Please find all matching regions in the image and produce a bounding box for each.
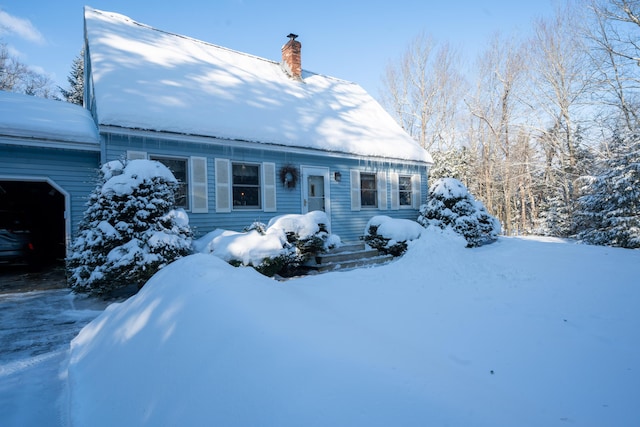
[281,33,302,80]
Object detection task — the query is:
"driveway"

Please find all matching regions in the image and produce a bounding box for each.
[0,263,67,294]
[0,265,112,426]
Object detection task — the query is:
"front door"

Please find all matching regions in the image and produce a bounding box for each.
[301,166,331,228]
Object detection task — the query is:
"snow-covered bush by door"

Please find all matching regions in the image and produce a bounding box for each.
[194,211,340,277]
[67,159,193,296]
[418,178,500,247]
[267,211,339,261]
[364,215,423,256]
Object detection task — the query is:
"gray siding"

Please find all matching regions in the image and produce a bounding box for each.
[103,131,429,243]
[0,142,100,236]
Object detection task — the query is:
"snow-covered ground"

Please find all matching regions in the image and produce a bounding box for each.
[1,229,639,426]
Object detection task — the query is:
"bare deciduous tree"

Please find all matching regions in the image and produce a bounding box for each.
[587,0,640,132]
[465,34,528,234]
[379,0,639,241]
[0,42,56,98]
[380,33,467,152]
[528,3,593,236]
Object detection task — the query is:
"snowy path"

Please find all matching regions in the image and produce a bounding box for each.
[0,290,109,427]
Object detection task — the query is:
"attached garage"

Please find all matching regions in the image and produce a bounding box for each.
[0,180,66,263]
[0,92,101,264]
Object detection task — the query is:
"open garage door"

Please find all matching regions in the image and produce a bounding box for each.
[0,180,66,267]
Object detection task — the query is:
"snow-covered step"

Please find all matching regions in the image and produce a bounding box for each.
[314,248,380,265]
[311,253,394,273]
[325,242,366,253]
[305,242,394,273]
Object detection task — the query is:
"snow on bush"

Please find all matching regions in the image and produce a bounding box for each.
[195,211,340,277]
[364,215,423,256]
[418,178,500,247]
[67,159,193,295]
[197,229,288,266]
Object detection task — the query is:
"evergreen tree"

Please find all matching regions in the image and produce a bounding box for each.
[536,168,575,237]
[418,178,501,247]
[429,147,471,185]
[536,125,593,237]
[67,159,193,296]
[59,49,84,106]
[576,131,640,248]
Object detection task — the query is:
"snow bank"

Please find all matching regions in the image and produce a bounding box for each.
[200,229,287,265]
[68,230,640,426]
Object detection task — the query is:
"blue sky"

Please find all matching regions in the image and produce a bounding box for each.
[1,1,556,98]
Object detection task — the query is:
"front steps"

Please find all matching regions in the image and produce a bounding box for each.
[304,242,394,273]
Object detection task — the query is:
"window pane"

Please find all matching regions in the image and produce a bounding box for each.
[233,164,259,185]
[233,187,260,207]
[232,163,261,208]
[360,173,377,207]
[399,176,412,206]
[399,176,412,191]
[150,156,188,208]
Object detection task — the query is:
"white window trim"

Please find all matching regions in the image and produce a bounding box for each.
[351,170,386,210]
[231,161,262,210]
[399,174,415,209]
[217,161,276,212]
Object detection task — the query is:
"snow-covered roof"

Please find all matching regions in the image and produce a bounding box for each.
[84,7,432,164]
[0,91,100,148]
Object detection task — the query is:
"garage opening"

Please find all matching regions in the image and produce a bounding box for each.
[0,180,66,267]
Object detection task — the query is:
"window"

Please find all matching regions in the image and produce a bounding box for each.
[399,175,412,207]
[232,163,261,208]
[360,173,377,208]
[149,156,188,208]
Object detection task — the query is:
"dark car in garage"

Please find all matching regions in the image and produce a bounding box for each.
[0,210,39,268]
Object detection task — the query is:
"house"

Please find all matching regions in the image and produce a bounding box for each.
[83,7,432,242]
[0,91,100,263]
[0,6,432,261]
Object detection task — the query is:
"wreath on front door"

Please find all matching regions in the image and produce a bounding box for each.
[279,165,299,189]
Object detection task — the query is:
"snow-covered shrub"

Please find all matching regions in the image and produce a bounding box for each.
[67,159,193,296]
[265,211,339,274]
[418,178,500,248]
[194,211,340,277]
[243,221,267,234]
[364,215,423,256]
